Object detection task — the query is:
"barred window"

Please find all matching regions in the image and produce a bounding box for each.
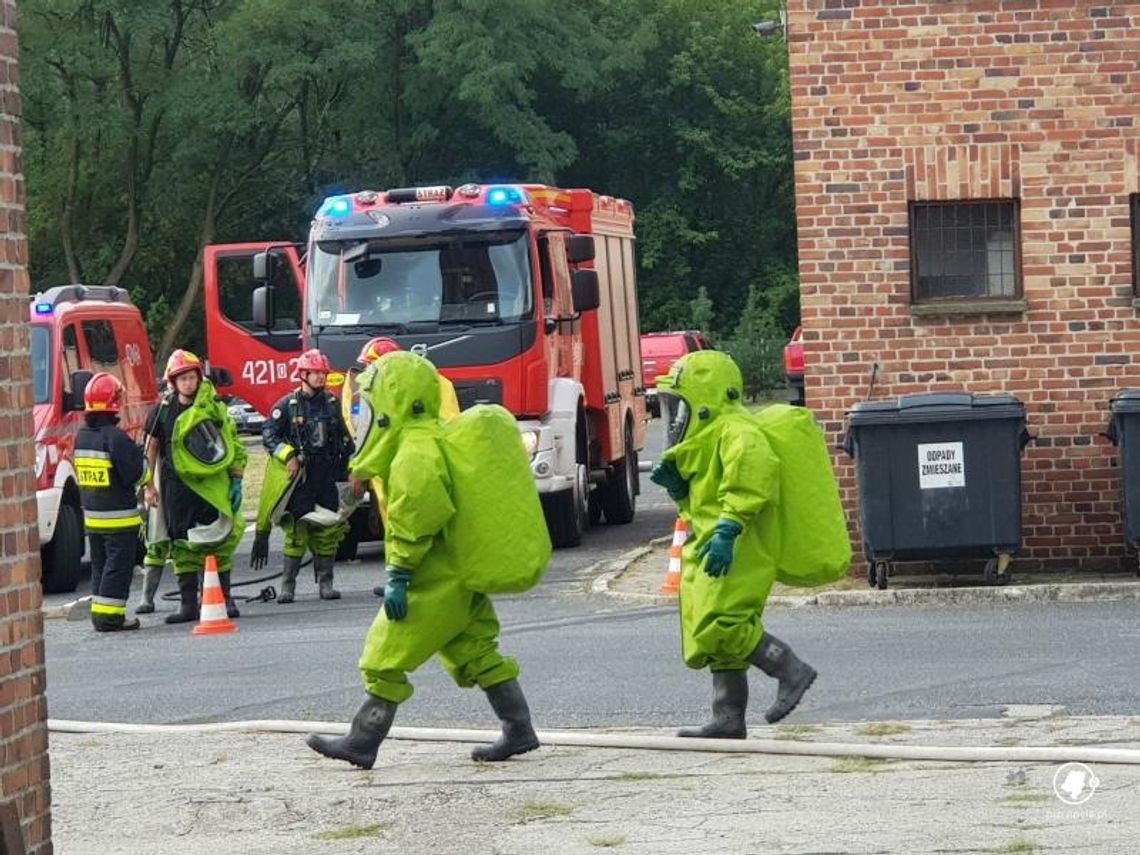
[910,200,1021,303]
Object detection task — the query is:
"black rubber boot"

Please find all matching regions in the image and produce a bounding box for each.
[471,679,540,762]
[305,695,397,770]
[278,556,301,604]
[220,571,240,619]
[750,633,817,724]
[316,555,341,600]
[164,572,200,624]
[93,614,141,632]
[373,583,385,598]
[677,670,748,738]
[136,564,162,614]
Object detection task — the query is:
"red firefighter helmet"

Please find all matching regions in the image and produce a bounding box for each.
[165,349,204,382]
[297,348,332,374]
[357,337,401,366]
[84,372,124,413]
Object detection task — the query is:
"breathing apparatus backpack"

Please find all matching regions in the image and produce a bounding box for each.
[753,403,852,587]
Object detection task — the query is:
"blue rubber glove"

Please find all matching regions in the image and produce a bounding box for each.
[383,567,412,621]
[229,477,243,512]
[697,519,744,578]
[650,459,689,501]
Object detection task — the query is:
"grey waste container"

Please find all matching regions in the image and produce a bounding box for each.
[843,392,1030,589]
[1105,390,1140,575]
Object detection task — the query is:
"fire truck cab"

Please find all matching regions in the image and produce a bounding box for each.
[204,183,647,548]
[30,285,159,593]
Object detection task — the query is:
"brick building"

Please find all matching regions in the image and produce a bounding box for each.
[786,0,1140,573]
[1,0,53,851]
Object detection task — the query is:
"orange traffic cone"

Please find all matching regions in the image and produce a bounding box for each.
[660,517,687,595]
[193,555,237,635]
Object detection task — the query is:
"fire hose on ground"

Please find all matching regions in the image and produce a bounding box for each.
[45,719,1140,765]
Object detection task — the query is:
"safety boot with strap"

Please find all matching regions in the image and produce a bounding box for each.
[305,695,397,770]
[472,678,540,762]
[164,572,200,624]
[278,555,302,604]
[135,563,163,614]
[315,555,341,600]
[677,669,748,739]
[750,633,817,724]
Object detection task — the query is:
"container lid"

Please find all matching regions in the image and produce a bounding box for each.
[848,392,1025,426]
[1110,390,1140,415]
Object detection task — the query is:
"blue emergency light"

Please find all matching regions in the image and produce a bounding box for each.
[318,195,353,218]
[35,303,52,315]
[486,186,525,206]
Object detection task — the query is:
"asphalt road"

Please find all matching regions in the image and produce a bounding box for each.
[41,422,1140,729]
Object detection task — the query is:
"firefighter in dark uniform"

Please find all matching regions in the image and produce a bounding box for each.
[144,349,247,623]
[75,372,148,632]
[252,348,355,602]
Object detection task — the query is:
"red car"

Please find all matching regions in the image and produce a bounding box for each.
[784,325,805,405]
[640,330,710,418]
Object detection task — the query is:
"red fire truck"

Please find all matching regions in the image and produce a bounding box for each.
[203,183,647,548]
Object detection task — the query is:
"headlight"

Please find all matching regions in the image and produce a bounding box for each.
[35,443,46,478]
[520,429,540,459]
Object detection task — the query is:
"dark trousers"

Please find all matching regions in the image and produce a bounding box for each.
[89,528,140,626]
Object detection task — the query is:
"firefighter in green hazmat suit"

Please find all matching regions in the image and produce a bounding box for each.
[144,350,247,623]
[650,349,817,736]
[306,351,545,770]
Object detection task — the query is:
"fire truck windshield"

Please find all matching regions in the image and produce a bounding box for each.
[31,325,51,404]
[307,231,534,332]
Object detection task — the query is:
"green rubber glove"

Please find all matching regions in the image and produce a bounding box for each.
[650,459,689,501]
[228,477,243,512]
[383,567,412,621]
[697,519,744,578]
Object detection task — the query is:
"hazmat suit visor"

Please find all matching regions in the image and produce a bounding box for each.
[354,390,375,452]
[660,391,691,449]
[184,418,228,466]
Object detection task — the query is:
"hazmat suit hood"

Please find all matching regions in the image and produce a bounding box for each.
[656,350,747,448]
[350,351,442,483]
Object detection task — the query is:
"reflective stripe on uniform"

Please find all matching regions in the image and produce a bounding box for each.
[274,443,296,462]
[91,596,128,616]
[75,450,113,488]
[85,509,143,530]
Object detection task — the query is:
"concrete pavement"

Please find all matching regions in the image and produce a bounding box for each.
[51,712,1140,854]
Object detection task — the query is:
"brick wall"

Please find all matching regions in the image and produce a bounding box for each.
[787,0,1140,572]
[0,0,53,851]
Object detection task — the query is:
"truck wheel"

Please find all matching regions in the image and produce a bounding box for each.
[598,424,637,525]
[543,461,588,548]
[42,502,83,594]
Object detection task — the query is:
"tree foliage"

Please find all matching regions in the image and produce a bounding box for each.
[20,0,797,365]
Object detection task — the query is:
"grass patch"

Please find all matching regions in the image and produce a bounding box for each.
[856,723,912,738]
[313,824,389,841]
[588,836,627,848]
[514,802,574,825]
[829,757,891,774]
[997,793,1051,806]
[616,771,663,782]
[989,841,1040,853]
[775,724,823,741]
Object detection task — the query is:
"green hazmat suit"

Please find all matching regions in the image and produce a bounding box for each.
[348,351,550,704]
[657,350,782,672]
[253,455,355,558]
[160,379,247,574]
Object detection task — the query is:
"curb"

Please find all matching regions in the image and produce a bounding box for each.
[594,544,1140,609]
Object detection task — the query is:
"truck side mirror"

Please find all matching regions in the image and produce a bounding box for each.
[252,285,274,329]
[209,366,234,388]
[567,234,595,264]
[572,269,600,313]
[252,251,270,282]
[69,370,93,411]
